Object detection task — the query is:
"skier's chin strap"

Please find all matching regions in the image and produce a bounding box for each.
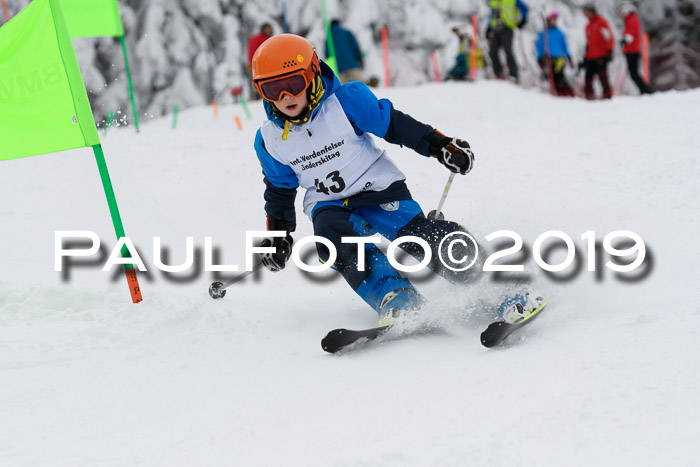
[274,74,325,141]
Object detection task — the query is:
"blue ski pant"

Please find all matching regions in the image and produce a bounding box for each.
[312,200,480,313]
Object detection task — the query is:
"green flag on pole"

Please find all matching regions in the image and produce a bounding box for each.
[0,0,143,303]
[0,0,99,160]
[59,0,123,37]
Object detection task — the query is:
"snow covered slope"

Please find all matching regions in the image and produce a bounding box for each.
[1,82,699,466]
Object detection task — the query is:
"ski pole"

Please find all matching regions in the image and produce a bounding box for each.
[209,260,264,299]
[427,172,456,220]
[517,29,533,88]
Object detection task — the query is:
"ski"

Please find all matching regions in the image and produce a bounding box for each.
[480,302,549,348]
[321,324,394,353]
[323,301,549,353]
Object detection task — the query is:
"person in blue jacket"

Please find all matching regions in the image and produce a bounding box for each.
[250,34,537,326]
[536,11,575,96]
[325,19,364,84]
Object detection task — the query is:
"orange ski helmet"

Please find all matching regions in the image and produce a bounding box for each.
[252,34,322,103]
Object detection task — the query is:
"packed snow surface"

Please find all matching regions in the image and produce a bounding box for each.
[1,81,699,466]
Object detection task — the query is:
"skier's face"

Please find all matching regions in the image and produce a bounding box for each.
[274,92,308,118]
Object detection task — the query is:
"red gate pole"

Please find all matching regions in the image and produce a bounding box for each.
[470,14,478,80]
[381,26,390,87]
[1,0,10,22]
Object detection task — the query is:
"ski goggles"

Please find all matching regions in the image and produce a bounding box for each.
[254,66,315,102]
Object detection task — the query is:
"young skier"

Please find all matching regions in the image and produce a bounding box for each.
[251,33,536,326]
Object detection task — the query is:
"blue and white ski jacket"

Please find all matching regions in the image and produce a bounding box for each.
[254,61,434,223]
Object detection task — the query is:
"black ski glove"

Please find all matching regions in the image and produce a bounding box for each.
[260,235,293,272]
[260,216,295,272]
[518,18,527,29]
[429,130,474,175]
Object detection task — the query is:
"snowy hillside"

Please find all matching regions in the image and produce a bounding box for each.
[3,0,700,123]
[1,80,699,466]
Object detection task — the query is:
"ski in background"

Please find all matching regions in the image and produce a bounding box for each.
[614,59,629,96]
[517,28,535,88]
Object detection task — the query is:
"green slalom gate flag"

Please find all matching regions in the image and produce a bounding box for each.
[0,0,100,160]
[59,0,123,37]
[0,0,143,303]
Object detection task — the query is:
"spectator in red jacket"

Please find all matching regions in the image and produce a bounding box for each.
[618,2,654,94]
[581,4,614,99]
[247,24,273,100]
[248,24,273,67]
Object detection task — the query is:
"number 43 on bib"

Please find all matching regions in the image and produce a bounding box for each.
[315,170,346,195]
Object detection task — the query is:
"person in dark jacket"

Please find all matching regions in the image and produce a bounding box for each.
[486,0,529,81]
[326,19,364,84]
[618,1,654,94]
[581,4,614,99]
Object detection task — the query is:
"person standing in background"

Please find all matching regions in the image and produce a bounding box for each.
[446,27,470,81]
[536,12,574,96]
[247,23,274,99]
[486,0,529,82]
[248,23,274,68]
[581,4,614,99]
[618,1,654,94]
[327,19,364,84]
